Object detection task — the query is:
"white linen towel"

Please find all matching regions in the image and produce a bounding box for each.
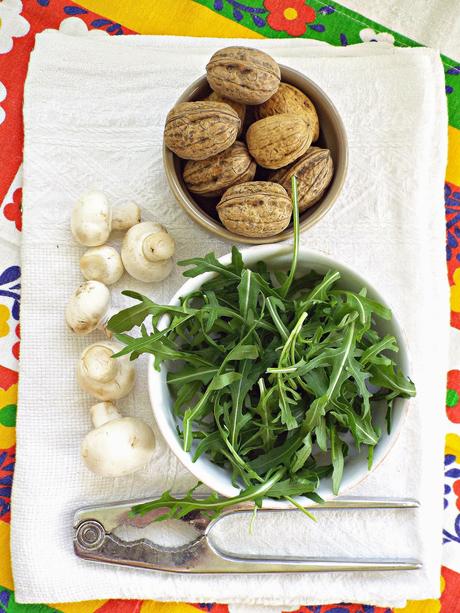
[11,31,449,609]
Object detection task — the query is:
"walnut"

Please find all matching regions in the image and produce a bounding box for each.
[206,46,281,105]
[217,181,291,237]
[255,82,320,142]
[183,141,256,198]
[246,113,313,169]
[204,91,246,136]
[164,101,240,160]
[270,147,334,212]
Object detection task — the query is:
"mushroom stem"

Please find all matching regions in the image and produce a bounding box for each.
[112,202,141,232]
[77,341,136,401]
[142,231,176,262]
[90,401,121,428]
[82,344,118,383]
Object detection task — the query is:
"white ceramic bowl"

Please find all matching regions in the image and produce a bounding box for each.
[148,245,411,504]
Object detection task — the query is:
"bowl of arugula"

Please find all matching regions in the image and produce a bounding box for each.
[109,183,415,517]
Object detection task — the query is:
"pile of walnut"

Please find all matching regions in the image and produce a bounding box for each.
[65,191,176,478]
[164,46,334,238]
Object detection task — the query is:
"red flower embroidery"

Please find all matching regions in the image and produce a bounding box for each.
[454,479,460,512]
[3,187,22,231]
[12,323,20,361]
[446,370,460,423]
[264,0,316,37]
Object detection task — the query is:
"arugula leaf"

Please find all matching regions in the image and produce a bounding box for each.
[331,427,344,495]
[178,252,240,280]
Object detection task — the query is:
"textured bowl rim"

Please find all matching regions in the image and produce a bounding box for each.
[163,65,349,245]
[148,244,411,505]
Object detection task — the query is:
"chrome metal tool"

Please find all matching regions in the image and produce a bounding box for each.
[73,496,422,573]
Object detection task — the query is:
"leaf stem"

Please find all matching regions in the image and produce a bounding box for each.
[280,175,300,298]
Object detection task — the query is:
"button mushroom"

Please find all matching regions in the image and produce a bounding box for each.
[65,280,113,336]
[81,401,155,477]
[77,340,135,400]
[71,191,141,247]
[121,221,175,283]
[80,245,124,286]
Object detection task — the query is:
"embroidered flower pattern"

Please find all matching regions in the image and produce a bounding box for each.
[58,16,109,37]
[264,0,316,37]
[0,0,30,54]
[0,446,14,522]
[0,305,10,338]
[0,82,6,126]
[3,187,22,231]
[444,454,460,543]
[0,266,20,321]
[447,370,460,423]
[359,28,394,45]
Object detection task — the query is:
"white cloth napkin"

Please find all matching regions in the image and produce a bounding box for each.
[11,31,449,609]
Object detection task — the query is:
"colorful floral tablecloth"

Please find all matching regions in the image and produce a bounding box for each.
[1,1,460,611]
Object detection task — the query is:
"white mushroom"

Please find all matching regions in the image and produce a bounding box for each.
[81,401,155,477]
[65,280,113,335]
[121,222,175,283]
[77,340,135,400]
[71,191,141,247]
[80,245,124,285]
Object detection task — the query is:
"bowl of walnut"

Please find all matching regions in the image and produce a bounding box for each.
[163,46,348,244]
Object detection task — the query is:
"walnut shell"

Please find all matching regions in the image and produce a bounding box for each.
[206,46,281,105]
[270,147,334,212]
[246,113,313,170]
[255,82,320,142]
[164,101,240,160]
[205,91,246,136]
[183,141,256,198]
[217,181,291,237]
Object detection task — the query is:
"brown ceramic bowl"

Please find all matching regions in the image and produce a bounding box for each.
[163,65,348,244]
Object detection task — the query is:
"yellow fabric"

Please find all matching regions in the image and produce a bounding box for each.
[0,522,13,590]
[446,432,460,462]
[77,0,263,38]
[447,125,460,186]
[50,600,109,613]
[140,601,199,613]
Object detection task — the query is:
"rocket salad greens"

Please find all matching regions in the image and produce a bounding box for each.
[108,178,415,520]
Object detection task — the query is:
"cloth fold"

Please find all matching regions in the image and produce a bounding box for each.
[11,32,449,608]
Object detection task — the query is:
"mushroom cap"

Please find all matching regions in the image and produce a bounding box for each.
[121,222,174,283]
[71,191,111,247]
[77,340,135,400]
[65,280,111,335]
[81,416,155,477]
[80,245,124,286]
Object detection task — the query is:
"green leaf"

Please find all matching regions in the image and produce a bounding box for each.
[130,467,286,518]
[168,366,218,387]
[346,357,371,415]
[0,404,16,427]
[179,252,240,280]
[361,335,399,366]
[209,372,242,390]
[108,291,193,333]
[238,269,260,329]
[250,432,304,474]
[231,246,245,275]
[297,269,341,313]
[291,433,312,473]
[279,175,298,298]
[369,364,416,397]
[331,428,344,495]
[227,344,259,361]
